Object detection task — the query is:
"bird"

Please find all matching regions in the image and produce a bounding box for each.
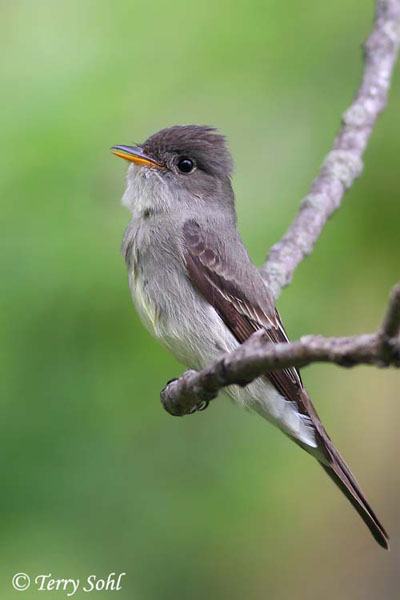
[111,125,389,549]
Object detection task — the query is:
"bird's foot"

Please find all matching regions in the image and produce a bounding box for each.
[188,400,209,414]
[161,371,212,416]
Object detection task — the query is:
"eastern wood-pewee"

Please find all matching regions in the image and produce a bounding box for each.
[111,125,388,549]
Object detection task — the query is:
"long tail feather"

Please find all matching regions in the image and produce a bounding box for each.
[320,447,389,550]
[294,388,389,549]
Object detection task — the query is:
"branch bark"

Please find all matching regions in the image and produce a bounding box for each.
[161,285,400,416]
[260,0,400,299]
[160,0,400,417]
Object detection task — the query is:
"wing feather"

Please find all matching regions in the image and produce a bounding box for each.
[183,219,305,413]
[182,219,389,549]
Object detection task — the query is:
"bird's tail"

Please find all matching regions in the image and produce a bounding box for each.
[293,387,389,549]
[318,443,389,550]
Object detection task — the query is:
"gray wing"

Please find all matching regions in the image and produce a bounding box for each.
[182,218,311,419]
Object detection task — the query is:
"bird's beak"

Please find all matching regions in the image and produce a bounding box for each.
[110,145,163,168]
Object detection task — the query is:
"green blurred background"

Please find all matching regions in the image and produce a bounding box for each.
[1,0,399,598]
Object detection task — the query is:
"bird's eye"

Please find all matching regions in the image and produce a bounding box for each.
[177,157,194,173]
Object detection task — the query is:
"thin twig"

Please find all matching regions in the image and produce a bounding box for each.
[379,283,400,362]
[260,0,400,299]
[381,283,400,339]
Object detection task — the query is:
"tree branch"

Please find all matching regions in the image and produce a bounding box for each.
[381,283,400,339]
[259,0,400,299]
[161,285,400,416]
[160,0,400,417]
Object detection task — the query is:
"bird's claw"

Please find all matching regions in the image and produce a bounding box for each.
[189,400,209,414]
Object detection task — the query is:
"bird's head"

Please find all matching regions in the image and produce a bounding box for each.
[111,125,234,215]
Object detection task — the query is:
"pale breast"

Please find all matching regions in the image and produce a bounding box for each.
[123,217,316,447]
[129,268,161,338]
